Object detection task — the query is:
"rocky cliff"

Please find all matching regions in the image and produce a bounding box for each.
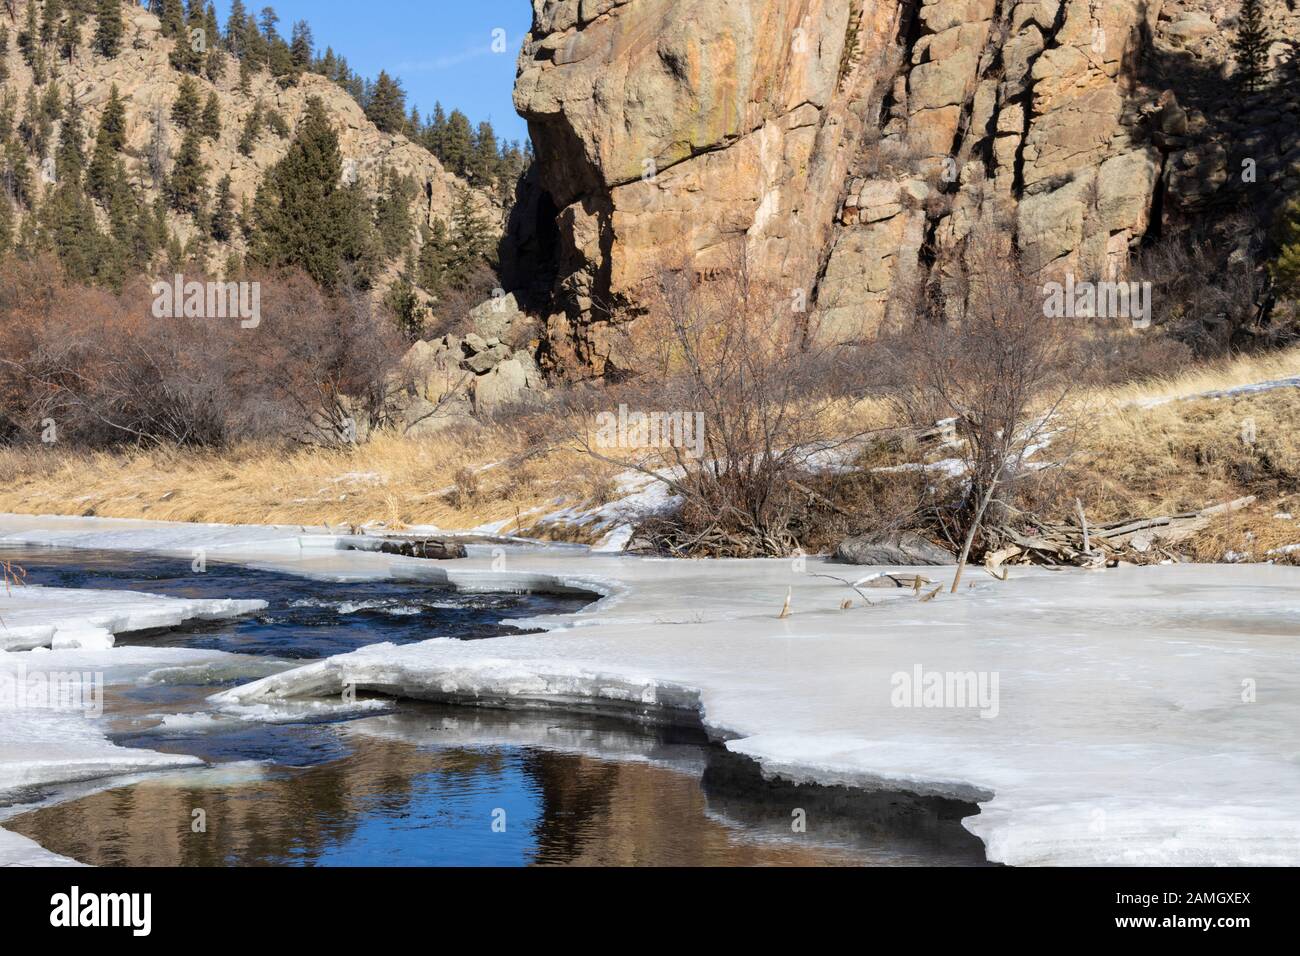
[508,0,1300,374]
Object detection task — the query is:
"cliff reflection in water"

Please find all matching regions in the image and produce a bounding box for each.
[6,706,989,867]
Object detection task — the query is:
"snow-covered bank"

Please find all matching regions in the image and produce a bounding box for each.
[0,828,83,867]
[2,514,1299,866]
[1,641,267,796]
[0,574,270,865]
[0,584,266,652]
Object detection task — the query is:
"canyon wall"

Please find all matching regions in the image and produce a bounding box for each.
[508,0,1300,374]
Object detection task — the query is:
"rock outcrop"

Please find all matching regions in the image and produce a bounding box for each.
[392,315,547,436]
[507,0,1300,373]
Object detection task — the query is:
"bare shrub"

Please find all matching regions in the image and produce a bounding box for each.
[0,259,403,450]
[571,245,866,556]
[244,273,405,447]
[881,223,1075,585]
[424,260,503,340]
[1134,218,1288,355]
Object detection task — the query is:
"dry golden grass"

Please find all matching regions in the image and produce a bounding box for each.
[1067,383,1299,522]
[1098,345,1300,407]
[0,424,620,539]
[0,347,1296,564]
[1047,383,1300,562]
[0,393,894,538]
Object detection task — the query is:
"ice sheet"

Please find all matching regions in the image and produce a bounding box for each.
[3,513,1299,866]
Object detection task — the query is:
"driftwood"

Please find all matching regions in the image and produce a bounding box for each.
[342,536,469,560]
[983,496,1255,574]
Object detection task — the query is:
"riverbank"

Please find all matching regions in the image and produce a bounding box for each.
[0,347,1297,562]
[1,514,1296,866]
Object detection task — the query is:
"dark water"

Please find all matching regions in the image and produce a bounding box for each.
[0,545,989,866]
[6,697,988,867]
[0,545,588,657]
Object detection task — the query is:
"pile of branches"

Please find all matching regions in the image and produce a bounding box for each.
[982,497,1256,574]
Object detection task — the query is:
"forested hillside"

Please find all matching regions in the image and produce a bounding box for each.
[0,0,530,334]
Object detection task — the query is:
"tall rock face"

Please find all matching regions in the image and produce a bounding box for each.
[510,0,1300,375]
[510,0,903,372]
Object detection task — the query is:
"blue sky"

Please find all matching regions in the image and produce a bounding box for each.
[207,0,534,145]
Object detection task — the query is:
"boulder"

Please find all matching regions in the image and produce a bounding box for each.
[468,292,527,342]
[401,337,464,404]
[463,340,512,374]
[402,395,476,437]
[473,358,535,413]
[1165,14,1216,48]
[833,532,956,566]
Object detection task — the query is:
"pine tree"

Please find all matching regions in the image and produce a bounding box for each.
[172,76,202,129]
[423,102,447,158]
[87,85,127,201]
[93,0,125,58]
[238,99,263,155]
[43,179,105,282]
[374,167,414,259]
[1271,198,1300,297]
[258,6,280,40]
[469,121,500,186]
[0,25,9,84]
[1233,0,1271,93]
[225,0,247,56]
[204,3,221,52]
[0,196,13,258]
[104,158,142,266]
[289,19,312,70]
[169,1,206,73]
[17,1,46,82]
[200,91,222,139]
[146,106,169,190]
[55,93,88,186]
[206,42,226,84]
[446,185,490,288]
[318,46,338,78]
[57,1,84,63]
[252,96,373,287]
[99,85,128,152]
[159,0,185,39]
[41,0,63,47]
[267,34,294,82]
[386,249,428,340]
[241,13,265,70]
[441,110,473,177]
[3,139,34,208]
[167,124,207,214]
[210,173,235,242]
[417,217,450,296]
[365,71,407,134]
[265,108,288,137]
